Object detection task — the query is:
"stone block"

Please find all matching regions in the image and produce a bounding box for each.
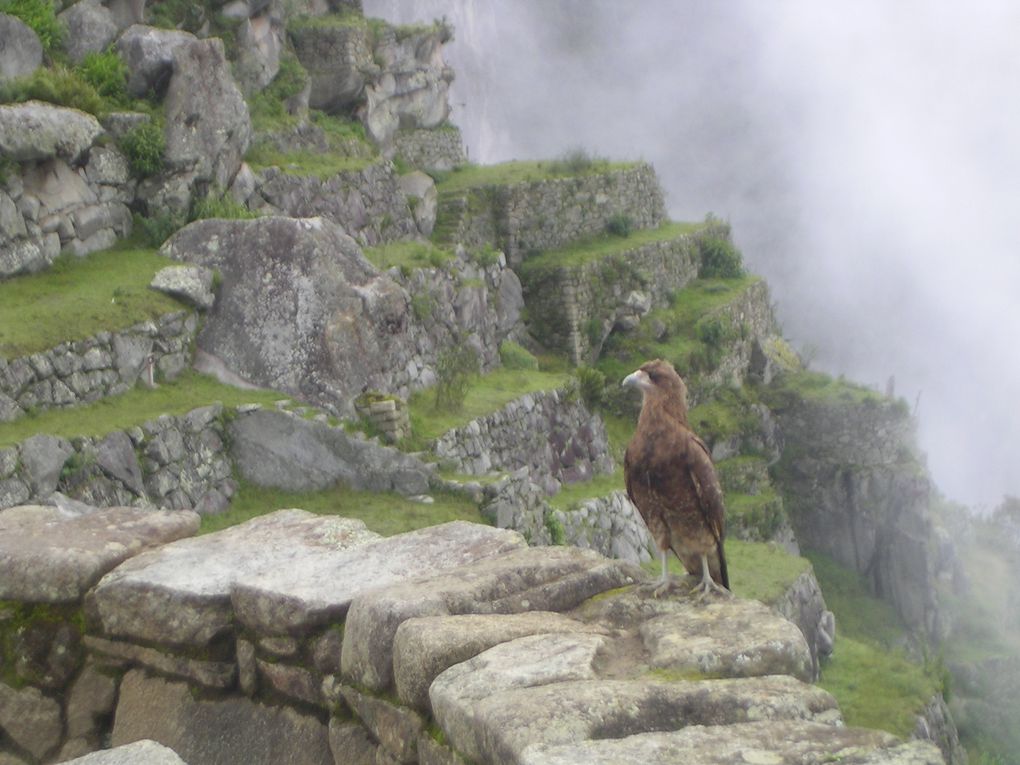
[61,739,190,764]
[340,685,424,764]
[0,681,62,761]
[84,635,236,690]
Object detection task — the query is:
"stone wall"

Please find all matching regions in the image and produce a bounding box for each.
[432,389,614,490]
[0,311,197,424]
[437,163,667,265]
[0,506,946,765]
[0,102,136,278]
[393,125,466,171]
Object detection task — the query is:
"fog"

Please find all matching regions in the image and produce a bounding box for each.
[366,0,1020,510]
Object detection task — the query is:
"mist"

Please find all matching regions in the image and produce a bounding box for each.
[366,0,1020,510]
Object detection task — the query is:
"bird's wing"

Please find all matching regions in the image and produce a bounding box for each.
[685,432,726,543]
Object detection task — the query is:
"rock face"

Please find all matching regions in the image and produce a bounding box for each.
[0,14,43,82]
[58,0,119,64]
[150,265,216,310]
[0,101,102,164]
[163,38,251,190]
[290,20,373,114]
[117,25,197,99]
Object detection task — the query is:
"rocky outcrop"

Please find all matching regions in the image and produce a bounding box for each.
[0,101,102,165]
[235,11,285,94]
[58,0,118,64]
[0,14,43,82]
[116,25,196,99]
[162,217,524,413]
[289,19,373,114]
[149,265,216,311]
[0,310,196,423]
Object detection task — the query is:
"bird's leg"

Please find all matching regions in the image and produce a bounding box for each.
[693,553,731,600]
[652,549,674,598]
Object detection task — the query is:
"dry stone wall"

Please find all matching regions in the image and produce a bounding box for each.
[0,311,196,424]
[0,507,945,765]
[393,125,466,172]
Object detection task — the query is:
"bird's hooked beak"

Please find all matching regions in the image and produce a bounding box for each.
[622,369,652,392]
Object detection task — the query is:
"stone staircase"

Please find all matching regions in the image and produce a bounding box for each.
[0,504,945,764]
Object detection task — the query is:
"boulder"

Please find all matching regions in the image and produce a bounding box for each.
[88,510,379,647]
[235,12,283,94]
[163,38,251,189]
[0,101,102,163]
[112,670,331,765]
[58,0,118,64]
[18,433,74,496]
[230,521,526,636]
[103,0,145,31]
[398,170,437,236]
[160,217,411,412]
[150,265,216,310]
[95,430,145,496]
[62,739,189,764]
[0,14,43,82]
[0,504,199,602]
[519,720,945,765]
[227,408,432,494]
[341,546,641,692]
[116,25,196,99]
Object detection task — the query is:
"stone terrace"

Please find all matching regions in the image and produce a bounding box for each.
[0,504,945,765]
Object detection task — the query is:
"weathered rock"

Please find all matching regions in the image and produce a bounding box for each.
[62,739,190,764]
[341,546,641,692]
[256,660,320,706]
[58,0,118,64]
[18,433,73,495]
[340,685,425,764]
[392,612,607,711]
[772,568,833,679]
[434,671,839,765]
[328,720,378,765]
[0,504,198,602]
[227,408,432,494]
[0,101,102,163]
[96,430,145,496]
[519,720,945,765]
[66,660,119,739]
[117,25,196,99]
[112,669,331,765]
[290,21,372,113]
[233,521,524,636]
[89,510,378,646]
[638,598,814,683]
[84,635,236,689]
[0,14,43,82]
[0,681,63,761]
[398,171,437,236]
[235,12,284,94]
[150,265,216,310]
[163,38,251,189]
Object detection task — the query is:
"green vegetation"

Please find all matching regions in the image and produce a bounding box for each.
[687,386,761,444]
[0,601,84,690]
[190,190,259,221]
[406,367,570,446]
[433,344,479,413]
[78,49,129,104]
[498,341,539,371]
[0,371,287,448]
[519,221,702,273]
[546,147,608,176]
[0,64,105,116]
[247,54,310,132]
[764,369,899,410]
[547,468,624,511]
[807,551,942,738]
[244,143,374,179]
[434,159,638,194]
[698,233,744,279]
[119,120,166,178]
[199,480,485,537]
[0,0,62,54]
[0,245,184,359]
[362,240,451,273]
[725,490,785,541]
[605,213,634,238]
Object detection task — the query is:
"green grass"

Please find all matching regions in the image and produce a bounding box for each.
[244,143,374,179]
[434,160,638,194]
[765,369,895,410]
[520,220,703,272]
[547,468,624,510]
[0,371,289,448]
[0,246,185,359]
[199,480,486,537]
[362,240,452,272]
[806,550,941,738]
[406,368,570,446]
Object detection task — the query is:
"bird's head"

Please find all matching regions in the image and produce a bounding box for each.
[622,359,689,419]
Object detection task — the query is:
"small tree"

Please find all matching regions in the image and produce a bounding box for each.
[434,344,479,412]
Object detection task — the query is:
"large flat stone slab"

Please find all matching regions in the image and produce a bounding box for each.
[112,669,329,765]
[519,720,944,765]
[63,739,189,764]
[433,675,840,765]
[639,599,814,682]
[88,510,379,646]
[0,505,199,603]
[341,546,641,691]
[231,521,527,635]
[393,612,608,711]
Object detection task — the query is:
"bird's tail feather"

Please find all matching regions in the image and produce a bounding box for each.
[717,539,730,590]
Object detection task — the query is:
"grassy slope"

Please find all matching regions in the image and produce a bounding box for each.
[434,159,638,193]
[519,220,703,272]
[0,246,185,359]
[362,240,452,272]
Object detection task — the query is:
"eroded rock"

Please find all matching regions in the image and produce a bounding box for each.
[0,102,102,164]
[0,14,43,82]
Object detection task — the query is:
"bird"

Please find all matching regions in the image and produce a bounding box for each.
[622,359,730,598]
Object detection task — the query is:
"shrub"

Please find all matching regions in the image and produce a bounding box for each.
[434,344,479,412]
[134,211,185,248]
[699,234,744,278]
[499,341,538,370]
[549,147,607,176]
[0,65,104,115]
[0,0,63,53]
[77,50,128,104]
[119,121,165,178]
[575,366,607,411]
[605,213,634,238]
[190,191,258,221]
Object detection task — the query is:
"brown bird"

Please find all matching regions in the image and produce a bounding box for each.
[623,359,730,598]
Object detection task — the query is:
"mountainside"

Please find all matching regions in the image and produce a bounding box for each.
[0,1,990,764]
